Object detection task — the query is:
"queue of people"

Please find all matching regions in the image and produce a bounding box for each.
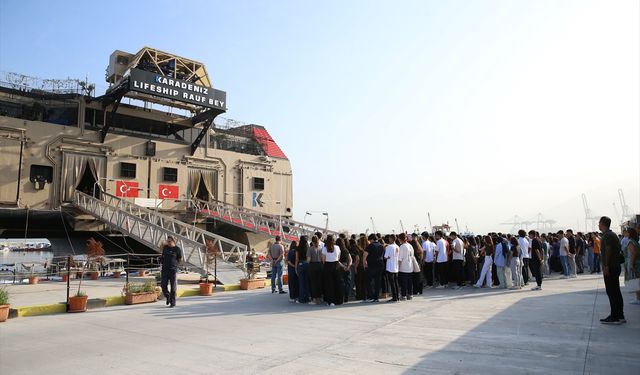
[268,216,639,324]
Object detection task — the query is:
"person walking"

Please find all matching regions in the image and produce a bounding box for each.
[308,235,324,304]
[384,235,400,302]
[475,236,494,288]
[528,230,543,290]
[269,236,286,294]
[159,236,182,308]
[598,216,625,324]
[450,232,465,289]
[363,233,384,302]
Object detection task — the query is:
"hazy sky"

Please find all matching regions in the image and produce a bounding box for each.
[1,0,638,234]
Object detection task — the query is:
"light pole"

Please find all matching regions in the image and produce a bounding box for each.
[303,211,312,227]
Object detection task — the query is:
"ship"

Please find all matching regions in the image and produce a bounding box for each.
[0,47,337,284]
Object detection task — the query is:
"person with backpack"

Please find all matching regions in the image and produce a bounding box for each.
[598,216,625,324]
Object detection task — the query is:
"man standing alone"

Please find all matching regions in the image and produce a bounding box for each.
[599,216,625,324]
[160,236,182,308]
[269,236,286,294]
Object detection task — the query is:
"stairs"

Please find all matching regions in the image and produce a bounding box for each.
[72,191,247,285]
[192,198,339,243]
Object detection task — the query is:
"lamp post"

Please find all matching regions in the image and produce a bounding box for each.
[303,211,312,227]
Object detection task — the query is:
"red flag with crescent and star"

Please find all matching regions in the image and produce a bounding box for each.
[158,184,179,199]
[115,181,139,197]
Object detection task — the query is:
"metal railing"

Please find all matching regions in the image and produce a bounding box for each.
[192,198,339,243]
[73,191,247,279]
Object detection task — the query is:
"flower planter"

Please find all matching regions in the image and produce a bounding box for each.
[90,271,99,280]
[199,282,214,296]
[28,276,39,285]
[68,295,88,313]
[113,271,121,279]
[62,274,71,282]
[240,278,265,290]
[125,292,157,305]
[0,305,9,322]
[282,274,288,285]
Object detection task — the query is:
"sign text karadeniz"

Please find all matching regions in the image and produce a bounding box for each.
[129,68,226,110]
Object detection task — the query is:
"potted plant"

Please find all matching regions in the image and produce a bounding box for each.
[85,238,105,280]
[240,249,265,290]
[199,240,219,296]
[0,286,9,322]
[68,290,88,313]
[124,280,158,305]
[28,265,39,285]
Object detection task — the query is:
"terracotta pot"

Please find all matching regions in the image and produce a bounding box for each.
[90,271,99,280]
[282,274,288,285]
[62,274,71,282]
[125,292,157,305]
[113,271,121,279]
[240,278,265,290]
[0,305,9,322]
[68,295,88,313]
[28,276,39,285]
[199,282,213,296]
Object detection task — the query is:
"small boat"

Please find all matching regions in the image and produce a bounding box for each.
[0,238,52,252]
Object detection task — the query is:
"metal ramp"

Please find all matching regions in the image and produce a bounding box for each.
[72,191,247,285]
[192,198,339,243]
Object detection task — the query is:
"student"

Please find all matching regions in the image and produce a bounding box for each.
[509,237,522,289]
[598,216,625,324]
[475,236,494,288]
[558,231,570,278]
[517,230,531,285]
[354,236,368,301]
[363,233,384,302]
[384,234,400,302]
[287,241,299,303]
[434,231,449,288]
[321,235,341,306]
[397,233,414,300]
[592,233,601,274]
[410,235,424,295]
[307,235,324,304]
[336,238,352,304]
[421,233,435,288]
[528,230,543,290]
[566,229,578,278]
[295,236,310,304]
[450,232,465,289]
[625,228,640,305]
[493,235,507,288]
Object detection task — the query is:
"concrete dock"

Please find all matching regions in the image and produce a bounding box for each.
[1,274,638,374]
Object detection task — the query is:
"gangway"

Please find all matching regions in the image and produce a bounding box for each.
[192,198,339,243]
[72,191,247,285]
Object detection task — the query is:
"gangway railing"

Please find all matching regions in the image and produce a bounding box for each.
[73,191,248,281]
[192,198,339,242]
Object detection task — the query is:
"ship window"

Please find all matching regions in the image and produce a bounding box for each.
[163,167,178,182]
[120,162,136,178]
[29,165,53,183]
[253,177,264,190]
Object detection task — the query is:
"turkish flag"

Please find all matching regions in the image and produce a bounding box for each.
[158,184,179,199]
[116,181,139,197]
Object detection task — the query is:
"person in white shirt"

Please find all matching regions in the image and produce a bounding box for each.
[434,230,449,288]
[383,234,400,302]
[397,233,414,300]
[421,233,435,288]
[557,230,570,278]
[450,232,465,289]
[517,230,531,285]
[475,236,494,288]
[321,235,341,306]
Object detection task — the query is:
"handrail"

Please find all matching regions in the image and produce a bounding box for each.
[73,191,247,278]
[192,198,339,242]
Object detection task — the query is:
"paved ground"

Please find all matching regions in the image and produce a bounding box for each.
[1,274,638,374]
